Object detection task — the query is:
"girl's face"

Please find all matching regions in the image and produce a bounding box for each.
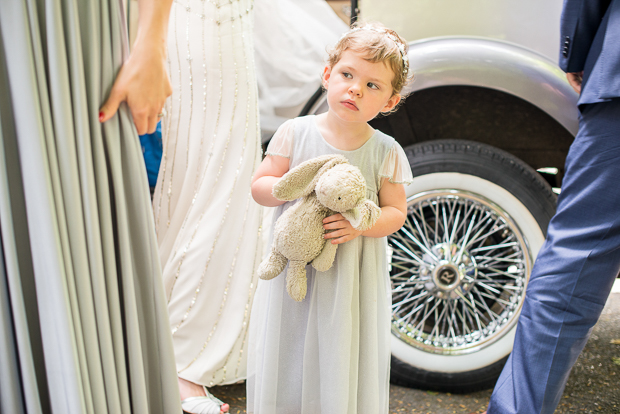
[322,49,401,125]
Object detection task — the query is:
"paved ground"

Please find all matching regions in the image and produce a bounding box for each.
[212,282,620,413]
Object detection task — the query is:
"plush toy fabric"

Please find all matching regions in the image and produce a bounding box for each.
[258,154,382,301]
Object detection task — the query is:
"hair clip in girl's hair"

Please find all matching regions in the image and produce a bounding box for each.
[341,24,409,77]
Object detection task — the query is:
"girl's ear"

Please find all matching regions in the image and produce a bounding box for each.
[273,154,348,201]
[342,199,382,231]
[322,65,332,89]
[381,93,401,113]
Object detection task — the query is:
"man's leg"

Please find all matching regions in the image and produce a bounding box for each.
[487,99,620,414]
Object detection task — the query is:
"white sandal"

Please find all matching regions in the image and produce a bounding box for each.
[181,386,228,414]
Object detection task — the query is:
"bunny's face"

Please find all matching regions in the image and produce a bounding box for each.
[315,164,367,212]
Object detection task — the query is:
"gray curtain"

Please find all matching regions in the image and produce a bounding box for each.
[0,0,181,413]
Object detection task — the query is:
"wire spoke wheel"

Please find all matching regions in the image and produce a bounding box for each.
[389,190,531,355]
[387,140,556,392]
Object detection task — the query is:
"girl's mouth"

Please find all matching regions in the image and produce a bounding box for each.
[341,100,358,111]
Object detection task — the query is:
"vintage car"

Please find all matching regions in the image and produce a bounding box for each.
[300,0,578,393]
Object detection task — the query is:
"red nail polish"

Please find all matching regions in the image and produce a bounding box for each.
[99,111,104,122]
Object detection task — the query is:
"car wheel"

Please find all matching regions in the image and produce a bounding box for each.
[389,139,556,393]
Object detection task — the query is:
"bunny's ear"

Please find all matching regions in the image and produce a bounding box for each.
[342,199,382,231]
[273,154,349,201]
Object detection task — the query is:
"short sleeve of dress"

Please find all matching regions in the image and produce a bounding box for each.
[379,142,414,185]
[265,119,295,158]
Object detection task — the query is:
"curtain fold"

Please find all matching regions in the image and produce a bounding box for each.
[0,234,25,414]
[0,26,49,414]
[0,0,181,413]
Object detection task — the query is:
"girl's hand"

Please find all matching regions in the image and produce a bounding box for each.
[99,40,172,135]
[323,214,363,244]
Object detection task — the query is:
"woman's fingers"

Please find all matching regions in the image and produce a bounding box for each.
[100,83,163,135]
[129,108,147,135]
[147,114,159,134]
[99,39,171,133]
[132,104,165,134]
[99,80,126,123]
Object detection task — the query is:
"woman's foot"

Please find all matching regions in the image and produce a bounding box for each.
[179,377,229,414]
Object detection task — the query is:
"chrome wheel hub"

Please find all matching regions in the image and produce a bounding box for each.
[420,243,478,299]
[389,190,531,355]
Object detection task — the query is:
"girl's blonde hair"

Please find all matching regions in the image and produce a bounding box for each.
[327,22,412,95]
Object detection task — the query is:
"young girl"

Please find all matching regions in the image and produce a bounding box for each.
[247,23,414,414]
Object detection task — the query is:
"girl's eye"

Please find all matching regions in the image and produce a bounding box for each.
[368,82,379,90]
[342,72,352,79]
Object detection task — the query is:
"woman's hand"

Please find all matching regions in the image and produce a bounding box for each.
[99,0,173,134]
[99,39,172,134]
[323,214,363,244]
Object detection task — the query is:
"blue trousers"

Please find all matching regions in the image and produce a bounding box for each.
[487,98,620,414]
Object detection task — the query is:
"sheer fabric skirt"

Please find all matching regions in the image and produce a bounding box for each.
[153,0,262,386]
[247,204,391,414]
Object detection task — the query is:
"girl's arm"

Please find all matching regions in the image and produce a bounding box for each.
[363,179,407,237]
[251,155,290,207]
[99,0,174,134]
[323,179,407,244]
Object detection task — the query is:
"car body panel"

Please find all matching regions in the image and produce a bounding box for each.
[403,37,579,136]
[361,0,563,63]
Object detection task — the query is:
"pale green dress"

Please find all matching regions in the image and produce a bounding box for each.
[247,115,413,414]
[0,0,180,412]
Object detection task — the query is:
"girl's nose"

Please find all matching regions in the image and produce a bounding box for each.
[348,84,362,96]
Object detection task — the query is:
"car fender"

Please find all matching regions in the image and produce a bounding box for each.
[404,36,579,136]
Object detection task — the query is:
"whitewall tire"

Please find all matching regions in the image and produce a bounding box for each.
[389,140,555,392]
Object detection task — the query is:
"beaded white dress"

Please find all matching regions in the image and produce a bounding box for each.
[152,0,262,386]
[246,115,414,413]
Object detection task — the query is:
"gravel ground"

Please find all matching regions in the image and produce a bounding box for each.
[212,288,620,414]
[556,289,620,414]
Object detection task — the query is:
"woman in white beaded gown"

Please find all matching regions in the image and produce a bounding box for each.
[152,0,262,412]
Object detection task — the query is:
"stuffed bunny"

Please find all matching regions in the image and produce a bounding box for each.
[258,154,382,302]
